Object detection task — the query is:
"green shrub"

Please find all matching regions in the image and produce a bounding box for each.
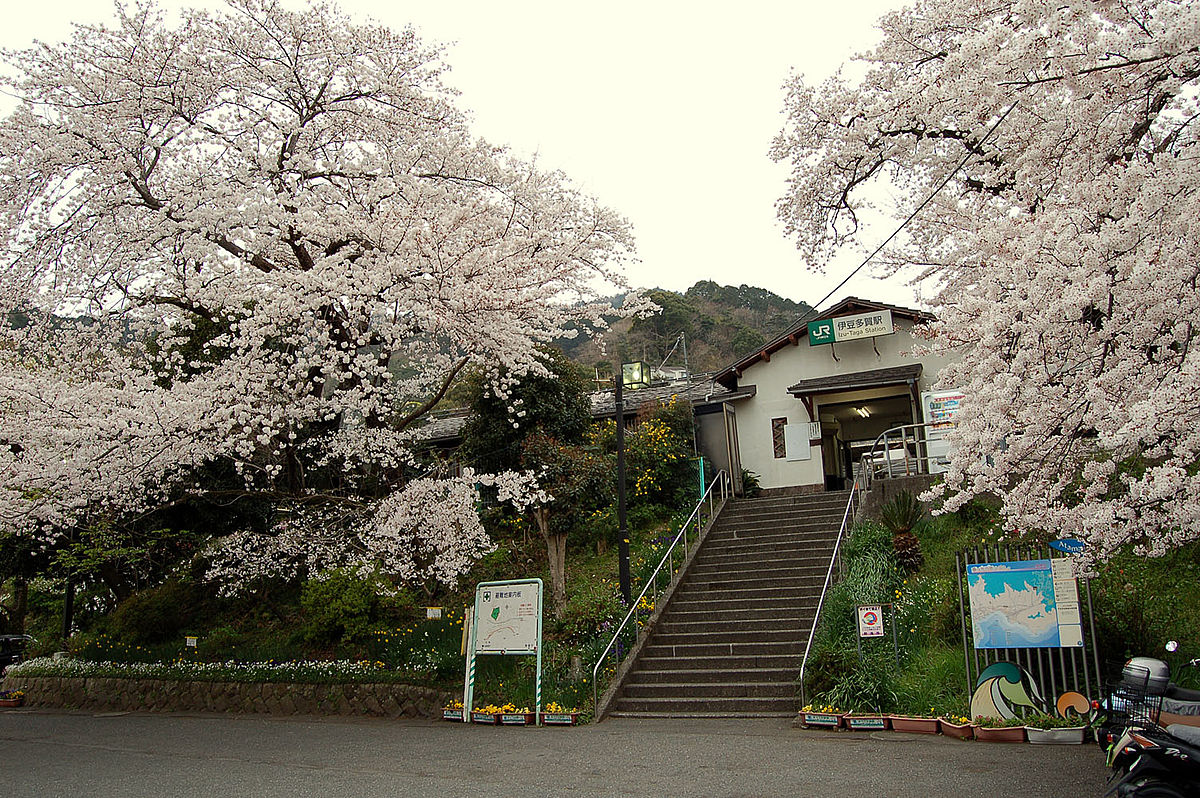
[893,575,958,650]
[109,580,205,645]
[844,521,892,562]
[555,580,623,646]
[811,650,897,713]
[891,642,968,717]
[880,490,925,535]
[299,570,384,645]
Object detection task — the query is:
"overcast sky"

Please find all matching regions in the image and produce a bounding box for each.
[1,0,918,311]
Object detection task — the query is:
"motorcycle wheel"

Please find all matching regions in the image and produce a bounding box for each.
[1123,778,1189,798]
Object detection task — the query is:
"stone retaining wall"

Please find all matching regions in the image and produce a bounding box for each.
[1,674,451,718]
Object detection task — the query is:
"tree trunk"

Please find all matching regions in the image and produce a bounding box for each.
[12,577,28,634]
[532,508,568,618]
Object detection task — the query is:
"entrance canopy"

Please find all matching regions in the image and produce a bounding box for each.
[786,364,923,397]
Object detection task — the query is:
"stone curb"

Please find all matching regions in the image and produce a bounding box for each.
[1,674,452,719]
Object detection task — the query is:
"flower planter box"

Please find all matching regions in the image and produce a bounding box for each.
[889,716,940,734]
[441,709,465,722]
[470,711,500,724]
[799,712,842,729]
[939,720,976,740]
[975,725,1026,743]
[845,714,890,731]
[539,712,580,726]
[1025,726,1086,745]
[499,712,535,726]
[0,698,23,708]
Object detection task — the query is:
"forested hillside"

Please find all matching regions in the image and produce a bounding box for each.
[558,281,813,377]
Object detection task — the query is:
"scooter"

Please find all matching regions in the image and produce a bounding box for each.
[1105,721,1200,796]
[1098,642,1200,797]
[1095,642,1200,751]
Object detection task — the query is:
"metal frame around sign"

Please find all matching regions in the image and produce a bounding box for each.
[462,578,543,725]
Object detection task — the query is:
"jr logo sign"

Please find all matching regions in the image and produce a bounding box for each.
[807,320,835,345]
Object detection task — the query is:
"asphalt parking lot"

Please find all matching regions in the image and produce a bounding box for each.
[0,710,1109,798]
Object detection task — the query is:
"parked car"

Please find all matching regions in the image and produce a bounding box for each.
[0,635,34,673]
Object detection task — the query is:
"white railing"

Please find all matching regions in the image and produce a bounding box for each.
[591,470,731,718]
[857,422,947,494]
[797,474,864,710]
[799,422,947,708]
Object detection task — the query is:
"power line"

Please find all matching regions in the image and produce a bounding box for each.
[808,101,1019,312]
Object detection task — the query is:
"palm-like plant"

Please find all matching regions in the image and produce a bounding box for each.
[880,491,925,573]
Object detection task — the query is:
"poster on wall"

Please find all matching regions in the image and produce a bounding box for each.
[966,560,1083,649]
[922,390,966,432]
[920,389,965,474]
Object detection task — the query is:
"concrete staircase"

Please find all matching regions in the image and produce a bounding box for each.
[608,491,849,718]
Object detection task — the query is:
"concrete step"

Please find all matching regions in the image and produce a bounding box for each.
[655,616,813,634]
[662,589,815,605]
[622,682,796,699]
[634,654,803,671]
[626,667,797,684]
[703,527,840,545]
[700,528,835,547]
[670,585,825,602]
[710,520,844,537]
[686,568,825,588]
[607,709,797,719]
[673,592,819,609]
[640,640,803,658]
[693,545,834,563]
[686,560,830,579]
[650,628,802,646]
[726,493,850,510]
[657,607,816,624]
[715,506,847,523]
[612,696,799,714]
[690,549,831,566]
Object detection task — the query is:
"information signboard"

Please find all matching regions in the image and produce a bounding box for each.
[807,309,893,345]
[463,579,544,725]
[966,560,1083,649]
[473,581,541,655]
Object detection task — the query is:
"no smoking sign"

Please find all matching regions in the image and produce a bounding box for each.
[857,604,885,638]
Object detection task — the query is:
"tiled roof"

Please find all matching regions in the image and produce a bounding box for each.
[589,375,750,419]
[415,375,750,444]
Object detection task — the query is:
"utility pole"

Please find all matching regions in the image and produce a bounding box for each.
[615,368,630,606]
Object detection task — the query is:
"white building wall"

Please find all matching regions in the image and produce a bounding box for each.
[730,317,958,491]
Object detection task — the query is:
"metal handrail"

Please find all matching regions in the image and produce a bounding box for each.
[858,422,945,491]
[799,421,949,708]
[797,473,863,710]
[591,470,731,717]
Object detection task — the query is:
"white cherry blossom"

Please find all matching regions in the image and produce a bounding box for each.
[0,0,638,587]
[774,0,1200,561]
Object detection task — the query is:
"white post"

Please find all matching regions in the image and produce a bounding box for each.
[462,604,477,722]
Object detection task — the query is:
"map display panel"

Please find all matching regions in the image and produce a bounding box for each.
[966,559,1082,649]
[473,580,541,655]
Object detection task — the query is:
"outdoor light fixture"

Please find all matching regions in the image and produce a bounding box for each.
[855,407,870,418]
[621,361,651,390]
[614,361,646,607]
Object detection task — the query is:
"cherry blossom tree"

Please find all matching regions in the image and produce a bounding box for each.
[0,0,641,590]
[773,0,1200,561]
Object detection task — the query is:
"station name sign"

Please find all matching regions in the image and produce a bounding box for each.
[807,309,893,346]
